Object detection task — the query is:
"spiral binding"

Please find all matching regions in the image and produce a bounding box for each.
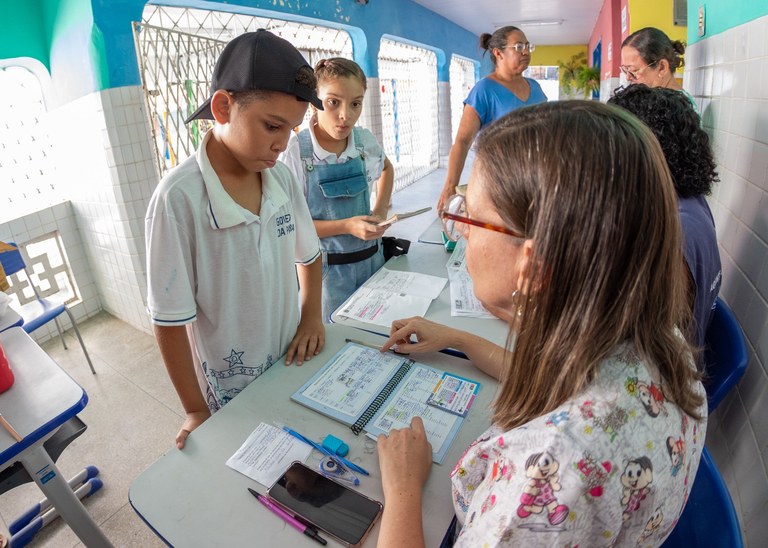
[351,359,414,435]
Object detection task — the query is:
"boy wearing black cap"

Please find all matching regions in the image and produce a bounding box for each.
[145,30,325,449]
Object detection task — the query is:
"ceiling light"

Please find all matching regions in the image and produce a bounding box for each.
[494,19,564,28]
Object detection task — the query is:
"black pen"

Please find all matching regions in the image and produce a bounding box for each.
[248,488,327,545]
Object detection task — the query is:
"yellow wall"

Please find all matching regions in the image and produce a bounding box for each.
[628,0,687,43]
[533,44,588,67]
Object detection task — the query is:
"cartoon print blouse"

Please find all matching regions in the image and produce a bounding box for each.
[451,343,707,547]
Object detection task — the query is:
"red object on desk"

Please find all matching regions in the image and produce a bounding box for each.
[0,341,13,394]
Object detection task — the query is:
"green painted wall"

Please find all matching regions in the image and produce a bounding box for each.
[0,1,49,68]
[688,0,768,43]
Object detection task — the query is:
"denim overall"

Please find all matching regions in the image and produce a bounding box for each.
[299,127,385,319]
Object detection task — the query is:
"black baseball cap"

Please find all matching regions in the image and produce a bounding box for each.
[185,29,322,123]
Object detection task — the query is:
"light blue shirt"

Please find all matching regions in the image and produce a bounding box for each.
[465,77,548,129]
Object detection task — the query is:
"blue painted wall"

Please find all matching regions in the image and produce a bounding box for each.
[688,0,768,43]
[3,0,491,105]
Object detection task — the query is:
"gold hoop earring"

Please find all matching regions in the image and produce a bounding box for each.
[512,290,524,319]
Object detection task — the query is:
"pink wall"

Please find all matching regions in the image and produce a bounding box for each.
[588,0,623,79]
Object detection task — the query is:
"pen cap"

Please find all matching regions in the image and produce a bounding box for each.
[322,434,349,457]
[0,341,14,394]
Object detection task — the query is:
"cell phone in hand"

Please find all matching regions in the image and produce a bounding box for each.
[267,461,383,547]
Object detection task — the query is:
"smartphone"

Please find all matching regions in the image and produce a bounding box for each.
[267,461,383,547]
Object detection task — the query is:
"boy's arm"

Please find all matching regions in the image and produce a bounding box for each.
[285,257,325,365]
[371,156,394,221]
[153,324,211,449]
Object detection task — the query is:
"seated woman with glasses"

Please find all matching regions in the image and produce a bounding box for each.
[375,101,707,547]
[437,25,547,213]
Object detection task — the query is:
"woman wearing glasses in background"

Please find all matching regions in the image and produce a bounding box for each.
[620,28,696,106]
[437,26,547,212]
[376,101,706,547]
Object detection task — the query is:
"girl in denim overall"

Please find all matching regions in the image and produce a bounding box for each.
[282,58,394,320]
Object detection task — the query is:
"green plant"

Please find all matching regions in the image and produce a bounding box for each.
[575,65,601,98]
[557,52,602,99]
[557,52,587,96]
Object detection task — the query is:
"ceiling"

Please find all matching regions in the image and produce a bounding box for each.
[412,0,605,46]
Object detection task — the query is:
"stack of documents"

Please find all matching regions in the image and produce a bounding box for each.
[336,268,446,327]
[446,239,496,319]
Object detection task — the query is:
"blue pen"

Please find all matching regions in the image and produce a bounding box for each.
[280,425,370,476]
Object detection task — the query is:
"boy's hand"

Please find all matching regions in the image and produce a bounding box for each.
[285,316,325,365]
[346,215,387,240]
[176,409,211,450]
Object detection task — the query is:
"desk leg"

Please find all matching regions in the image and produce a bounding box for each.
[19,448,113,547]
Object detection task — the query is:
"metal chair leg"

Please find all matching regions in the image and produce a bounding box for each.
[53,316,69,350]
[64,307,96,375]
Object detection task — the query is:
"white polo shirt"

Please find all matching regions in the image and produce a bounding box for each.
[145,131,321,409]
[281,121,385,200]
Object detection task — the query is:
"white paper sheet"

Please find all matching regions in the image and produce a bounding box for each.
[363,268,446,300]
[337,288,435,327]
[225,422,312,487]
[446,240,495,318]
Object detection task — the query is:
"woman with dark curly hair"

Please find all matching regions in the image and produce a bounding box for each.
[609,84,721,353]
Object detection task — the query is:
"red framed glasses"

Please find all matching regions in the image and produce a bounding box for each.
[439,194,524,242]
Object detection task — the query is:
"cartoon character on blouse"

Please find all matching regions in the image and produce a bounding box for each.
[638,506,664,544]
[517,451,569,527]
[621,457,653,522]
[574,452,614,497]
[666,436,685,477]
[636,380,667,417]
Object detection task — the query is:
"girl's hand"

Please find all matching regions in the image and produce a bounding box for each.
[381,316,459,354]
[378,417,432,499]
[346,215,387,240]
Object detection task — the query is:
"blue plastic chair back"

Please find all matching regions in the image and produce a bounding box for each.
[704,298,748,413]
[0,242,26,278]
[661,446,743,547]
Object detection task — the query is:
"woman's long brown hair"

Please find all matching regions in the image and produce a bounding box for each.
[475,101,703,430]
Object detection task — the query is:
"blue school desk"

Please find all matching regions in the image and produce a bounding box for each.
[129,324,498,547]
[330,241,511,349]
[0,327,112,547]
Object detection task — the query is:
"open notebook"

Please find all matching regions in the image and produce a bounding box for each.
[291,342,481,464]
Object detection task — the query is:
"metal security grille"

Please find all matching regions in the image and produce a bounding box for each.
[378,39,438,192]
[133,5,352,178]
[449,56,477,143]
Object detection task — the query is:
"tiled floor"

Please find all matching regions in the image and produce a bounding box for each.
[0,167,447,547]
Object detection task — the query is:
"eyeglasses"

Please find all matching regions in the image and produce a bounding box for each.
[502,42,535,54]
[619,60,658,80]
[439,194,524,242]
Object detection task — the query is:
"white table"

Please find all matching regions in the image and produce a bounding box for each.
[0,327,112,547]
[330,242,511,349]
[0,306,22,333]
[129,325,498,547]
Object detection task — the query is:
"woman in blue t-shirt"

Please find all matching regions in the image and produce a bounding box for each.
[438,26,548,210]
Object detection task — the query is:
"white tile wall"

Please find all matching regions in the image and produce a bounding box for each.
[686,13,768,547]
[46,85,157,335]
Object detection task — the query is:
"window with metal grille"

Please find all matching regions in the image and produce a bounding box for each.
[523,66,560,101]
[378,39,439,192]
[449,55,477,143]
[0,65,65,224]
[134,5,352,179]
